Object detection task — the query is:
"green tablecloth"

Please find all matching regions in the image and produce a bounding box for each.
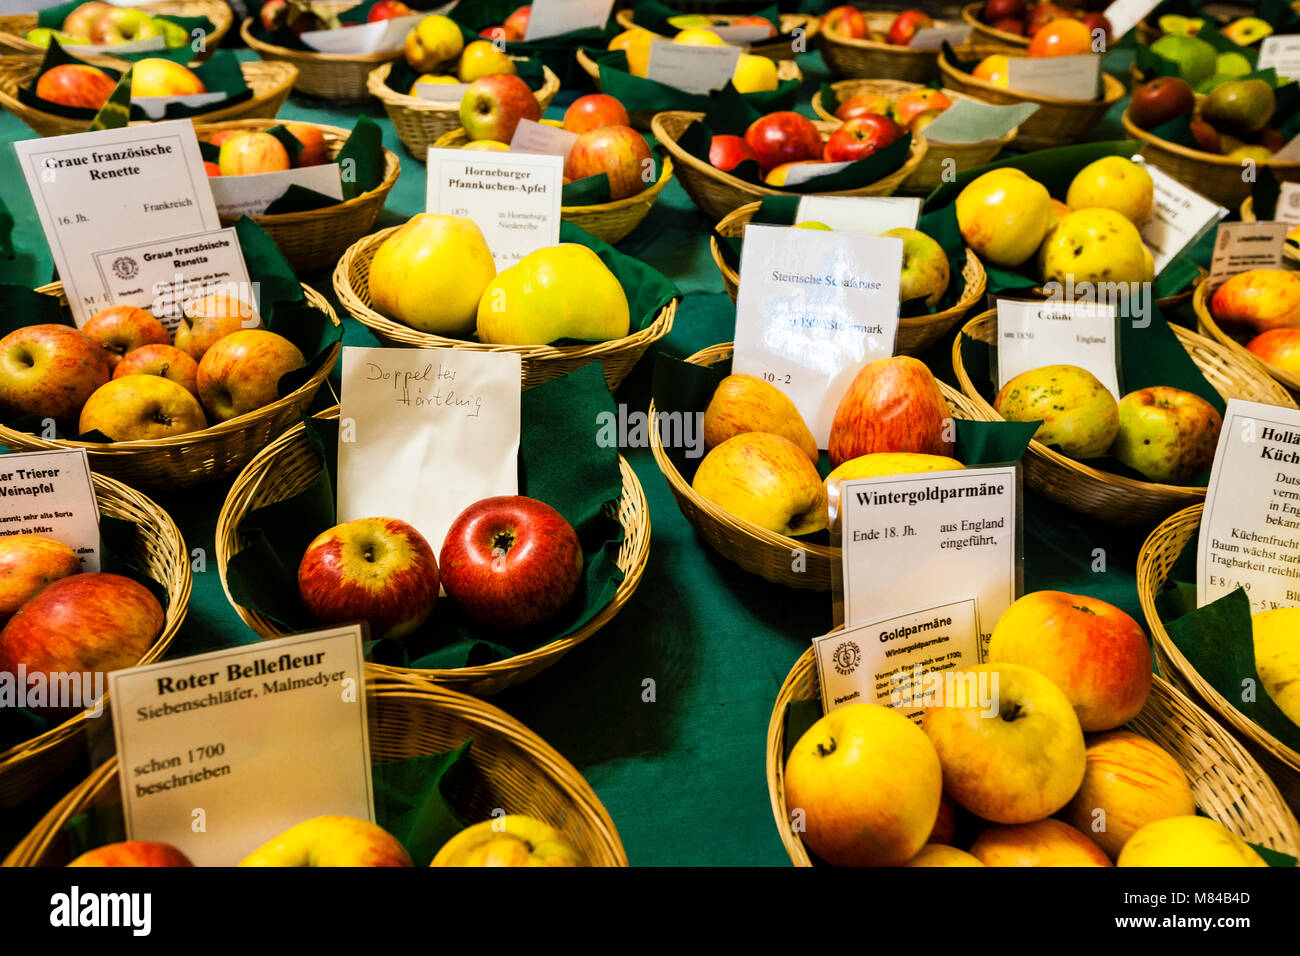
[0,43,1188,866]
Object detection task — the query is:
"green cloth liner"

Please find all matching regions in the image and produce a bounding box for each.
[18,43,250,121]
[382,52,548,98]
[448,0,620,87]
[89,70,133,131]
[940,42,1104,101]
[224,363,627,669]
[1251,168,1297,256]
[923,140,1201,300]
[633,1,784,38]
[594,48,799,114]
[36,0,214,63]
[58,742,474,865]
[562,145,665,207]
[651,351,1037,547]
[0,217,341,442]
[958,304,1225,485]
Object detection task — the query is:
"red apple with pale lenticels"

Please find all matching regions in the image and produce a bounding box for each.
[114,344,200,397]
[0,324,111,429]
[708,134,757,172]
[743,111,823,174]
[80,305,170,369]
[564,125,653,200]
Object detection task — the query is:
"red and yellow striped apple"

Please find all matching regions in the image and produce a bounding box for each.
[196,329,304,422]
[114,344,200,397]
[0,535,80,622]
[81,305,169,369]
[0,324,111,428]
[68,841,193,867]
[828,356,955,466]
[703,373,818,463]
[971,819,1113,866]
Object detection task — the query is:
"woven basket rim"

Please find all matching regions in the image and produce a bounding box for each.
[959,1,1031,48]
[809,80,1020,147]
[818,9,961,54]
[938,53,1127,108]
[0,0,234,59]
[612,8,820,44]
[365,57,561,113]
[1192,278,1300,393]
[240,15,404,64]
[1121,108,1300,171]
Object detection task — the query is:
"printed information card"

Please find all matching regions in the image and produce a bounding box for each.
[208,164,344,219]
[835,466,1021,655]
[1208,221,1289,287]
[1102,0,1162,41]
[1273,181,1300,227]
[108,626,372,867]
[733,224,903,447]
[996,298,1121,399]
[1258,35,1300,80]
[0,448,100,571]
[646,40,741,94]
[426,148,563,269]
[813,597,982,724]
[1005,54,1101,101]
[523,0,615,41]
[917,99,1038,145]
[794,196,920,233]
[1197,399,1300,614]
[1139,162,1228,276]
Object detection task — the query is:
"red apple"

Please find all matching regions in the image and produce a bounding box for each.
[367,1,412,22]
[894,88,952,126]
[61,1,111,39]
[80,305,169,369]
[1189,119,1222,153]
[204,161,221,177]
[821,5,868,39]
[115,344,200,397]
[218,131,291,176]
[989,591,1153,732]
[565,125,652,200]
[439,496,583,630]
[34,64,115,111]
[888,9,934,46]
[1212,269,1300,333]
[982,0,1026,24]
[0,324,111,428]
[175,292,263,361]
[823,114,903,162]
[992,16,1026,36]
[0,573,164,713]
[505,4,531,39]
[196,329,304,423]
[744,111,823,173]
[1247,328,1300,377]
[460,73,541,143]
[298,517,440,642]
[0,535,80,623]
[1081,12,1113,46]
[563,93,630,134]
[284,122,329,166]
[1129,76,1195,130]
[479,25,522,42]
[1025,1,1072,37]
[732,15,778,38]
[259,0,287,32]
[828,356,955,466]
[834,92,891,122]
[68,842,193,867]
[709,134,758,172]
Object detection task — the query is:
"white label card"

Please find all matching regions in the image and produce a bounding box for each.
[14,120,220,326]
[918,99,1038,145]
[1139,162,1227,276]
[1275,132,1300,163]
[1208,221,1288,287]
[414,81,471,103]
[508,118,579,160]
[1197,400,1300,613]
[299,14,422,54]
[0,449,100,572]
[996,298,1121,399]
[646,39,741,94]
[733,224,903,447]
[710,25,777,44]
[1005,54,1101,100]
[426,148,562,270]
[77,35,166,55]
[131,93,227,120]
[813,597,982,725]
[337,347,522,555]
[207,164,344,219]
[108,627,372,867]
[909,24,973,50]
[92,227,253,333]
[523,0,614,41]
[1258,35,1300,80]
[795,196,920,233]
[1274,182,1300,227]
[1102,0,1162,41]
[836,466,1020,656]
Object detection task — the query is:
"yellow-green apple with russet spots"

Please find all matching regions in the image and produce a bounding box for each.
[1109,385,1221,484]
[994,364,1118,458]
[1038,208,1149,286]
[692,432,827,535]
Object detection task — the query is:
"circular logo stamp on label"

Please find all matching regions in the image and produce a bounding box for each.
[112,256,139,281]
[832,641,860,676]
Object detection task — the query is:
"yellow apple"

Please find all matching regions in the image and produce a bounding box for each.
[923,663,1087,824]
[369,214,497,336]
[703,373,818,463]
[79,374,207,441]
[404,13,464,73]
[955,168,1053,268]
[784,703,942,866]
[1066,157,1155,228]
[904,844,985,867]
[239,815,412,867]
[608,27,655,77]
[461,140,510,151]
[673,27,726,45]
[692,432,827,535]
[130,58,204,97]
[827,452,963,485]
[994,364,1119,459]
[408,73,460,97]
[1117,816,1267,867]
[1038,207,1150,286]
[431,816,584,866]
[732,53,779,93]
[458,39,517,82]
[796,221,832,230]
[971,819,1113,866]
[476,244,629,345]
[1251,608,1300,725]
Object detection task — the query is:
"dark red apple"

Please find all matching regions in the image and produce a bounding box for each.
[992,16,1026,35]
[887,9,933,46]
[709,134,758,172]
[1080,12,1112,45]
[744,111,824,173]
[563,93,630,134]
[367,0,411,22]
[983,0,1027,23]
[1129,76,1194,130]
[823,114,903,162]
[439,496,583,631]
[1190,119,1222,153]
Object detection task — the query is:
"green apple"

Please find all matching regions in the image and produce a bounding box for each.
[994,364,1119,458]
[1150,35,1218,86]
[24,28,88,46]
[668,14,713,29]
[151,17,189,49]
[795,221,832,231]
[1038,208,1149,287]
[1216,51,1252,77]
[881,227,950,309]
[1109,386,1222,484]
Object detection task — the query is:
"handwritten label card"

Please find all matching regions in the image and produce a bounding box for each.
[835,466,1020,655]
[646,40,741,94]
[92,227,253,333]
[1208,220,1288,287]
[508,118,579,160]
[523,0,614,41]
[918,99,1038,144]
[1139,162,1227,276]
[1274,182,1300,227]
[813,597,982,724]
[426,148,562,270]
[795,196,920,233]
[208,164,344,219]
[1102,0,1162,41]
[337,347,522,554]
[1197,400,1300,614]
[0,449,100,572]
[909,24,973,50]
[14,120,220,326]
[1258,35,1300,79]
[733,224,903,447]
[107,627,372,867]
[996,298,1121,399]
[1005,54,1101,100]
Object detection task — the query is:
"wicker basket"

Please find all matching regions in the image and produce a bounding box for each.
[368,59,561,163]
[766,645,1300,865]
[0,56,296,138]
[710,201,987,355]
[0,473,191,811]
[652,109,928,225]
[0,0,232,59]
[196,119,399,273]
[430,126,674,245]
[953,308,1297,526]
[575,49,801,131]
[816,10,964,81]
[810,79,1017,194]
[3,675,627,866]
[240,12,401,103]
[959,1,1030,51]
[0,282,340,491]
[938,50,1126,152]
[1240,195,1300,266]
[1122,109,1300,210]
[1193,276,1300,397]
[648,342,983,590]
[1139,504,1300,813]
[215,408,651,697]
[612,8,819,61]
[333,226,678,391]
